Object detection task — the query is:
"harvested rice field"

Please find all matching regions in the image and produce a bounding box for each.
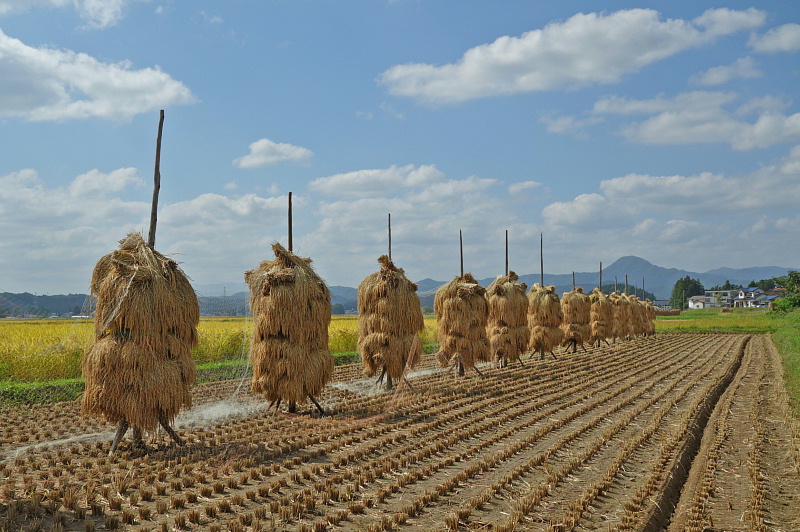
[2,333,800,531]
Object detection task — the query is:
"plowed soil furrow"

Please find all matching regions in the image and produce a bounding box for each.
[669,335,800,532]
[1,333,799,532]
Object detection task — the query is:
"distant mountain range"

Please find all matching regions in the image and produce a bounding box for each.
[3,256,795,316]
[192,255,795,312]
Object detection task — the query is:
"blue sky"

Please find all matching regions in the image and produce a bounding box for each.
[1,1,799,295]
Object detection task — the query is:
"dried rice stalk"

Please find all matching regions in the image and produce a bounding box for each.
[561,286,591,351]
[357,255,424,381]
[644,299,656,336]
[485,271,529,366]
[81,232,198,432]
[589,287,613,346]
[245,243,333,405]
[527,284,564,358]
[434,273,490,372]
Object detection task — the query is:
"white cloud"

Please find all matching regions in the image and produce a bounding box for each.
[748,23,800,53]
[68,168,144,197]
[379,8,765,104]
[3,147,800,295]
[594,91,800,150]
[233,138,314,168]
[0,167,292,293]
[542,146,800,230]
[690,57,762,86]
[508,181,542,194]
[0,0,148,29]
[308,164,444,198]
[0,29,195,121]
[539,113,604,137]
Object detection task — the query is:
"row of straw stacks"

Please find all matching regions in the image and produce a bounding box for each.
[436,278,657,370]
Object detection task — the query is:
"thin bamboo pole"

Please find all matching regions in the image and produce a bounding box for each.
[288,192,293,252]
[459,230,464,278]
[505,230,508,277]
[147,110,164,249]
[540,233,544,286]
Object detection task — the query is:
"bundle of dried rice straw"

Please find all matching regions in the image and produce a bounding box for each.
[527,284,564,359]
[644,299,656,336]
[610,292,634,341]
[561,286,591,353]
[485,271,529,367]
[357,255,424,388]
[81,232,198,451]
[589,287,613,347]
[434,273,490,375]
[245,243,333,414]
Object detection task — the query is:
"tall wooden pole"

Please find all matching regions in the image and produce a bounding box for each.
[504,230,508,277]
[388,213,392,260]
[601,261,606,291]
[288,192,293,252]
[459,230,464,278]
[572,271,575,291]
[539,233,544,286]
[147,109,164,249]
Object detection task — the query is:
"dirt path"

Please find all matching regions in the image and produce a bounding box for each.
[1,333,798,531]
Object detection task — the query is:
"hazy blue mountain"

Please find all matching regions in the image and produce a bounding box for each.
[6,257,796,315]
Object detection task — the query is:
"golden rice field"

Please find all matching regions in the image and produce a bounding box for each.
[2,332,800,531]
[0,316,439,383]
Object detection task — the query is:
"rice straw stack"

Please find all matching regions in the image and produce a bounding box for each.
[644,299,656,336]
[434,273,490,373]
[81,232,198,433]
[561,286,591,352]
[589,287,613,347]
[485,271,529,366]
[357,255,424,382]
[527,283,564,359]
[245,243,333,406]
[629,295,648,337]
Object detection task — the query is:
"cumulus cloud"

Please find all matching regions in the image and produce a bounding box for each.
[748,23,800,53]
[594,91,800,150]
[539,114,604,137]
[308,164,444,198]
[535,145,800,274]
[0,167,292,293]
[508,181,542,194]
[542,146,800,230]
[0,29,195,121]
[379,8,765,104]
[0,0,148,29]
[233,138,314,168]
[690,57,762,86]
[3,147,800,294]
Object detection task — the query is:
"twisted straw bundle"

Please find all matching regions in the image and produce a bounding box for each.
[644,299,656,336]
[81,232,198,431]
[527,284,564,357]
[589,287,613,346]
[357,255,424,380]
[245,243,333,404]
[434,273,490,371]
[561,286,591,350]
[485,271,529,365]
